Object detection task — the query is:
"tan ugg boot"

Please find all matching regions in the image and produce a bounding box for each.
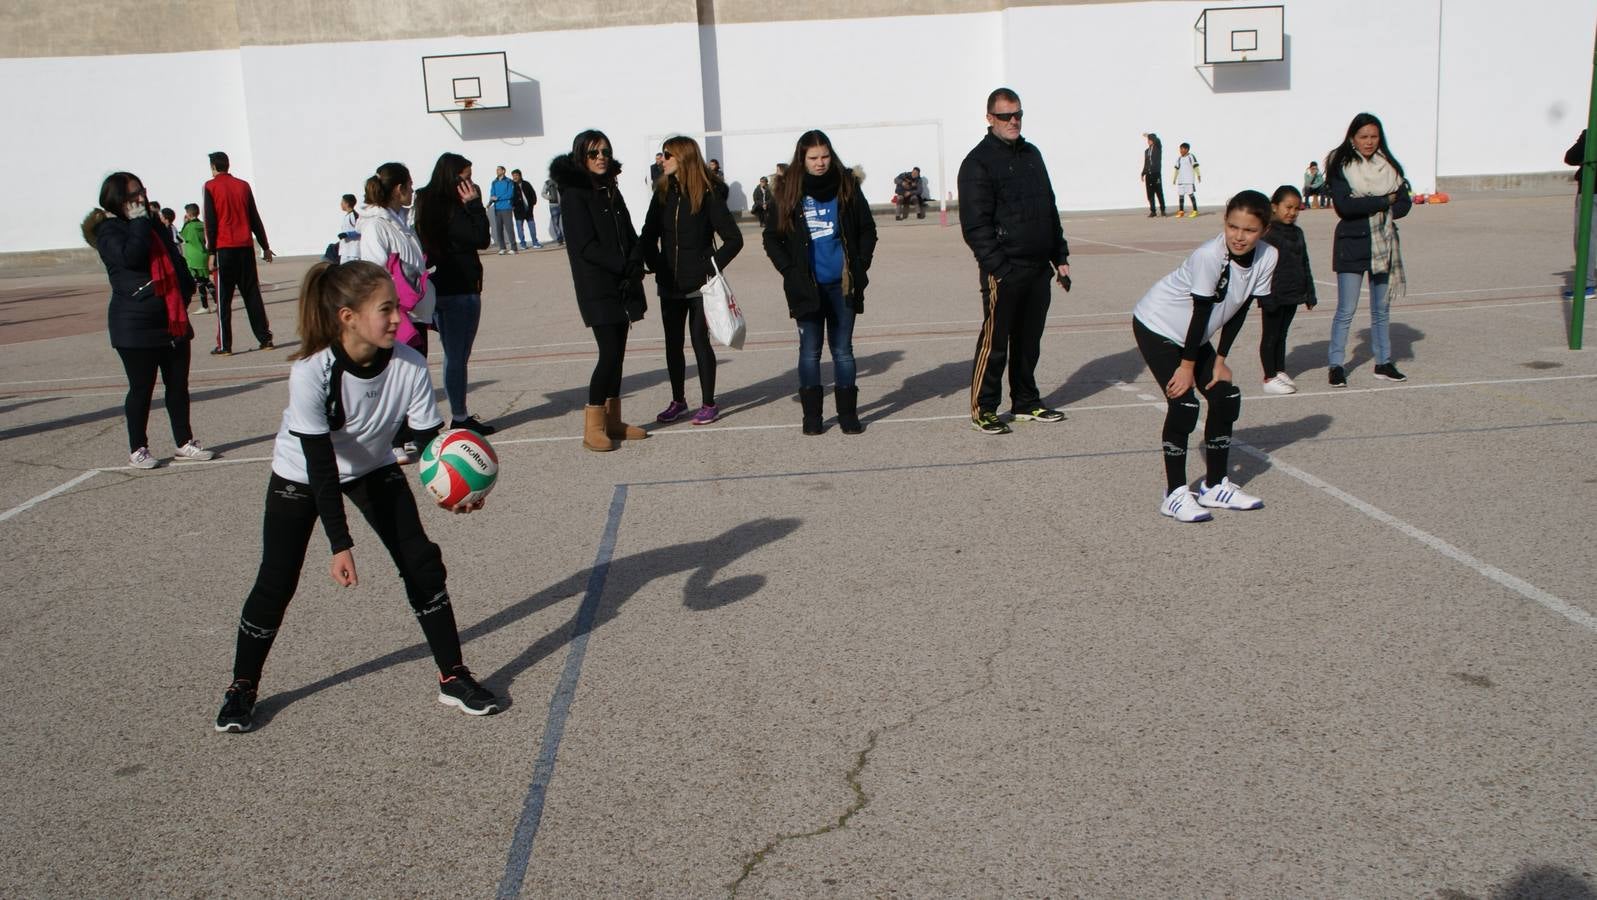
[583,404,616,452]
[604,397,648,441]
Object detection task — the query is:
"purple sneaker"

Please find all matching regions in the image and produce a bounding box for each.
[690,404,720,425]
[656,399,689,423]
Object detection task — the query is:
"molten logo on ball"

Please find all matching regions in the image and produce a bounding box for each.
[420,429,499,507]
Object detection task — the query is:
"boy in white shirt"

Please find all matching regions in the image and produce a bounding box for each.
[1173,143,1201,217]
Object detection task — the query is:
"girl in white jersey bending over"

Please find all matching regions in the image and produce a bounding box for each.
[1131,190,1277,522]
[215,260,499,733]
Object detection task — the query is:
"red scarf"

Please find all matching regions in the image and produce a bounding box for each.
[148,222,189,338]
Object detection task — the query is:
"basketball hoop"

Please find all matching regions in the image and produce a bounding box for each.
[454,98,477,110]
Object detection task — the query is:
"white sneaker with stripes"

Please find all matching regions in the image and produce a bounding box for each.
[1160,486,1213,523]
[1197,477,1264,510]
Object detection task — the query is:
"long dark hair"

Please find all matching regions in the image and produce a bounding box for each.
[772,130,855,235]
[415,152,472,261]
[570,130,617,185]
[655,135,711,215]
[1326,112,1405,177]
[81,171,142,245]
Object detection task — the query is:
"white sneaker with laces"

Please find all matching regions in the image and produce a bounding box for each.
[1277,371,1297,388]
[1262,375,1295,395]
[1198,477,1264,510]
[174,440,216,461]
[129,447,158,469]
[1160,486,1213,522]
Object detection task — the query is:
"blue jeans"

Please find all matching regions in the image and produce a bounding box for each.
[434,293,481,419]
[797,282,855,389]
[514,215,540,247]
[548,206,564,243]
[1328,271,1391,368]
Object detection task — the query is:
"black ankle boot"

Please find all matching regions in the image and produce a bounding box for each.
[799,386,824,435]
[835,386,862,434]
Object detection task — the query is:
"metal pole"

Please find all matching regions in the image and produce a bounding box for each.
[1571,22,1597,349]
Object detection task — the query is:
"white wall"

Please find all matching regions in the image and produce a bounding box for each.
[1436,0,1597,178]
[0,50,253,254]
[8,1,1595,254]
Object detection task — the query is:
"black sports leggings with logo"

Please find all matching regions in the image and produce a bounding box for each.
[230,465,462,682]
[1134,317,1237,494]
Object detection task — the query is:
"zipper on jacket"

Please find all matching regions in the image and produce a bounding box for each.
[672,189,681,289]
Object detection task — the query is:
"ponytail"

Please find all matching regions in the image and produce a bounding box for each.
[363,162,411,208]
[292,260,393,360]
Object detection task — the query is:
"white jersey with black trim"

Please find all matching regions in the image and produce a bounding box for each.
[271,342,442,484]
[1132,234,1276,347]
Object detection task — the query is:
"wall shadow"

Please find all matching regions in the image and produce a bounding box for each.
[1207,34,1292,93]
[250,516,802,727]
[459,76,544,142]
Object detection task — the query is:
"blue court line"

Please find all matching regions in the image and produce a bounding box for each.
[497,483,628,899]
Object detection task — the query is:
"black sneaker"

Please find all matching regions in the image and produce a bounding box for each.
[1012,406,1066,423]
[1372,363,1407,382]
[215,679,257,733]
[438,666,501,716]
[1328,366,1347,388]
[971,411,1011,434]
[258,340,275,351]
[450,415,497,436]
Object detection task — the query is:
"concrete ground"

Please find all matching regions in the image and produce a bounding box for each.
[0,192,1593,899]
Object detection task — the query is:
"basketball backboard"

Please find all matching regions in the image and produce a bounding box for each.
[422,52,510,113]
[1195,6,1284,64]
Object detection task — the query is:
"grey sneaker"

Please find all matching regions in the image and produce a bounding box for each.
[129,447,158,469]
[174,440,216,461]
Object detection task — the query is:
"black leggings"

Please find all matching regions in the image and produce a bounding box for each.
[662,297,716,405]
[1145,177,1166,214]
[1134,318,1240,493]
[1258,304,1298,379]
[589,322,629,406]
[231,467,462,682]
[115,343,194,452]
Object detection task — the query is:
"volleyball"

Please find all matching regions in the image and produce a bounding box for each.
[419,428,498,507]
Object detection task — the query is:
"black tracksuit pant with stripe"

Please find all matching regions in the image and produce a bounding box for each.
[214,246,273,351]
[971,267,1051,416]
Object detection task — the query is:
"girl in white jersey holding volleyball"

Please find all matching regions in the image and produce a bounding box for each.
[214,260,499,733]
[1132,190,1277,522]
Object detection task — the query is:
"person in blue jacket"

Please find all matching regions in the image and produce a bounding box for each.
[488,165,516,255]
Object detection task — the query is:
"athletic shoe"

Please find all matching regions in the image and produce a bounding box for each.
[1198,477,1264,510]
[497,249,508,256]
[971,411,1011,434]
[214,679,257,733]
[193,306,209,315]
[450,415,497,436]
[174,440,216,461]
[1561,286,1596,299]
[129,447,158,469]
[210,347,231,356]
[1147,212,1157,218]
[393,443,416,465]
[1277,371,1297,388]
[1328,365,1347,387]
[258,340,275,351]
[1159,486,1212,523]
[656,399,689,423]
[690,404,719,425]
[531,242,544,250]
[438,666,501,716]
[1012,406,1066,423]
[1262,374,1295,395]
[1372,363,1407,382]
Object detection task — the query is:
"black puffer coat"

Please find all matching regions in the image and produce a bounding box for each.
[1259,221,1317,309]
[550,154,645,326]
[957,131,1070,279]
[1328,166,1411,274]
[94,215,195,349]
[420,195,490,296]
[761,173,877,319]
[639,177,743,298]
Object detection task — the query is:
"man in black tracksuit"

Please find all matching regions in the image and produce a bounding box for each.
[958,87,1071,434]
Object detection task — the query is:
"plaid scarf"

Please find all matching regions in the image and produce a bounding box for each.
[1343,151,1406,296]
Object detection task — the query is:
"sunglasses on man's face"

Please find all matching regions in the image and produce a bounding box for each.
[586,147,614,160]
[661,151,673,160]
[991,110,1023,122]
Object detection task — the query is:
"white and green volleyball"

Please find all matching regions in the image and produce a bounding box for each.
[419,428,498,507]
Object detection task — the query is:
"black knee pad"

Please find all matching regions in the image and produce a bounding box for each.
[1165,394,1201,439]
[1209,382,1242,426]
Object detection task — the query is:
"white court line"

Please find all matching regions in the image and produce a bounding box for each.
[0,470,99,523]
[1231,441,1597,634]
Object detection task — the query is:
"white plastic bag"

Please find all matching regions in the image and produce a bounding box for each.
[701,256,746,350]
